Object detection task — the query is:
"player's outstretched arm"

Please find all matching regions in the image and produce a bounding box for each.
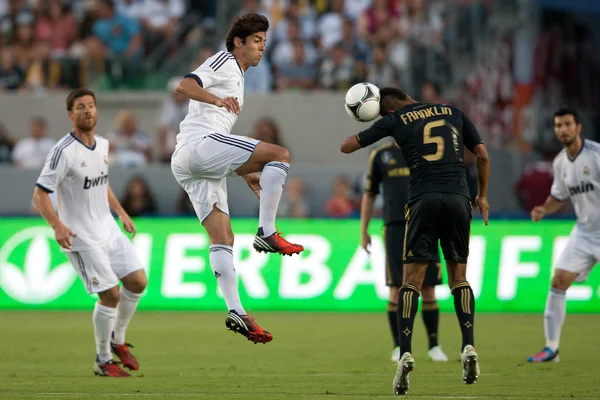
[531,196,564,222]
[341,135,362,154]
[33,186,76,249]
[108,184,136,237]
[472,143,490,226]
[360,193,375,253]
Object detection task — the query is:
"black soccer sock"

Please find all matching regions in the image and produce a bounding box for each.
[451,281,475,350]
[387,301,400,347]
[397,284,420,356]
[421,300,439,349]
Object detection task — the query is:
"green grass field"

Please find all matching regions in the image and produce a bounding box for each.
[0,312,598,400]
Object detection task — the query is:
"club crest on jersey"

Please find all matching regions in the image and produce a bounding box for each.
[583,166,590,175]
[381,151,396,165]
[568,181,594,196]
[84,172,109,190]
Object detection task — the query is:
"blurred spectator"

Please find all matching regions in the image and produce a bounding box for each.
[158,77,188,163]
[325,176,358,218]
[271,18,317,69]
[245,54,273,93]
[0,47,25,90]
[340,17,369,62]
[35,0,79,59]
[273,0,317,43]
[357,0,401,47]
[176,188,195,216]
[317,0,345,51]
[87,0,142,60]
[121,175,157,217]
[251,117,283,146]
[12,116,55,169]
[421,81,447,104]
[344,0,371,20]
[0,122,15,164]
[367,44,397,89]
[276,39,316,91]
[318,42,355,90]
[513,150,565,213]
[10,10,44,72]
[107,110,152,167]
[137,0,185,52]
[278,177,310,218]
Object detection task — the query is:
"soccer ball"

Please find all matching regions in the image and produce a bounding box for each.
[344,82,381,122]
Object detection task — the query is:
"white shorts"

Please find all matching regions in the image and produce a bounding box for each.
[66,234,144,294]
[554,226,600,282]
[171,133,260,221]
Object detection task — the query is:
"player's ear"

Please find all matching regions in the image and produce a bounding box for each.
[234,37,243,48]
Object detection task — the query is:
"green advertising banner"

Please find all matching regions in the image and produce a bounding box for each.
[0,218,598,312]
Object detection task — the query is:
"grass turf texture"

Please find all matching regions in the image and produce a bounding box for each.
[0,312,598,399]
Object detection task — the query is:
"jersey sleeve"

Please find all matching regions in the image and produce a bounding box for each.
[365,150,382,196]
[185,52,230,89]
[36,145,70,193]
[550,157,568,201]
[356,114,397,148]
[462,113,484,152]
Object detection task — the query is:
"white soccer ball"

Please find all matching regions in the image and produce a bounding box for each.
[344,82,381,122]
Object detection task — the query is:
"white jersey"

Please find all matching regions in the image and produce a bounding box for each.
[36,133,120,251]
[551,139,600,234]
[177,51,245,146]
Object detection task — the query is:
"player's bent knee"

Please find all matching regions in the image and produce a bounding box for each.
[277,147,291,163]
[551,271,575,291]
[98,286,120,307]
[389,286,400,303]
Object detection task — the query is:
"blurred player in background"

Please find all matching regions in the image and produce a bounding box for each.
[360,142,448,363]
[33,89,147,377]
[341,87,490,395]
[527,107,600,363]
[171,14,304,344]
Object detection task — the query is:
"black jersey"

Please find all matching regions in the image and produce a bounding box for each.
[356,103,483,202]
[365,143,409,224]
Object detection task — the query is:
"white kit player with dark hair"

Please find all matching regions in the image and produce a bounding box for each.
[171,13,304,344]
[528,107,600,363]
[33,89,148,377]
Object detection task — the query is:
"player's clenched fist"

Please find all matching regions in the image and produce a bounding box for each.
[54,222,76,250]
[215,97,240,114]
[531,206,545,222]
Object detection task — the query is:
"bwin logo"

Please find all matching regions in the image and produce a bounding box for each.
[84,172,108,190]
[568,181,594,196]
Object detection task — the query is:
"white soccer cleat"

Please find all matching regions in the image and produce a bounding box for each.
[427,345,448,362]
[393,352,415,395]
[391,346,400,362]
[461,345,480,384]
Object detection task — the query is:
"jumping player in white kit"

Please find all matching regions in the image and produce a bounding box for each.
[33,89,148,377]
[527,107,600,362]
[171,13,304,344]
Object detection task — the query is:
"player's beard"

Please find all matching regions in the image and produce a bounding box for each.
[77,116,96,133]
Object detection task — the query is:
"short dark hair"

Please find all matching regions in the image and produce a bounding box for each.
[225,13,269,52]
[30,116,47,127]
[553,106,580,124]
[379,87,408,116]
[66,88,96,111]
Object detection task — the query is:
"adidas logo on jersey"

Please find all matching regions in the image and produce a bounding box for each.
[568,181,594,196]
[84,172,109,190]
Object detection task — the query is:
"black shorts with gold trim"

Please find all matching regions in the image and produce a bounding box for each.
[383,221,442,287]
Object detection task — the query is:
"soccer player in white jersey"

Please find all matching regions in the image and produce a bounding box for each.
[171,13,304,344]
[527,107,600,362]
[33,89,148,377]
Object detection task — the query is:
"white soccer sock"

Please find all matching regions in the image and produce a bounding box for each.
[112,287,143,345]
[544,288,566,351]
[93,302,117,363]
[209,245,245,315]
[259,162,289,237]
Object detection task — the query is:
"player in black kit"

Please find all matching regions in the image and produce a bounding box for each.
[341,87,490,395]
[361,143,448,363]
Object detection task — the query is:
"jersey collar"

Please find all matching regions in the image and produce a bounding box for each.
[230,52,245,76]
[567,138,585,162]
[70,132,96,150]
